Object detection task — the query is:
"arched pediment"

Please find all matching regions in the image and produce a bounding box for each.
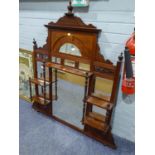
[45,3,101,33]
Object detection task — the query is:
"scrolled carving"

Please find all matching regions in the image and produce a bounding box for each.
[95,43,113,65]
[94,66,114,76]
[45,2,100,33]
[37,37,48,50]
[47,15,97,29]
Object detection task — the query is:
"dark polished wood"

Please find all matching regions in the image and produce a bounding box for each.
[29,2,123,149]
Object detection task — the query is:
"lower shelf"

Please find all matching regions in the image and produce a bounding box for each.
[84,116,109,133]
[32,102,52,117]
[84,125,116,149]
[88,112,106,122]
[32,95,56,105]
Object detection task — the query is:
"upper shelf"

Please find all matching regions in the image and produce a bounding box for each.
[46,62,93,77]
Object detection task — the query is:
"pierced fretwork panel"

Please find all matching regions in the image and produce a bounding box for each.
[94,66,115,77]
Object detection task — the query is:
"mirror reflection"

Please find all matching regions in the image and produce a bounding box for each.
[79,63,90,71]
[59,43,81,56]
[51,57,61,64]
[93,77,113,101]
[53,72,85,129]
[64,59,75,67]
[92,77,113,117]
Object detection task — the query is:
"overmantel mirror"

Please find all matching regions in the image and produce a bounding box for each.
[46,13,100,129]
[29,1,123,149]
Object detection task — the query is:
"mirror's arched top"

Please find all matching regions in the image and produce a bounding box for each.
[59,43,82,57]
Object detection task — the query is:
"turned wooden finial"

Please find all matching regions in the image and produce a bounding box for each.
[68,0,73,13]
[66,0,74,16]
[118,52,123,61]
[33,38,38,49]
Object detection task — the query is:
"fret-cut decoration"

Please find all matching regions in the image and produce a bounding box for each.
[94,66,114,76]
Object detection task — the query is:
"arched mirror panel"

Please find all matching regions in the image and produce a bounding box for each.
[59,43,81,57]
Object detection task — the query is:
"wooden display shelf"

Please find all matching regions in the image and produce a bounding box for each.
[30,78,51,86]
[32,96,50,105]
[91,93,111,102]
[84,116,109,133]
[86,96,113,110]
[46,62,93,77]
[32,95,56,105]
[89,112,106,122]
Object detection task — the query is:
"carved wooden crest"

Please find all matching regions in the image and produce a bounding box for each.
[33,1,115,65]
[45,2,101,33]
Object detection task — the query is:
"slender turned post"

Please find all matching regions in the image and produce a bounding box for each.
[49,67,53,102]
[29,77,32,101]
[86,73,94,115]
[82,72,89,124]
[105,109,112,124]
[33,38,38,49]
[33,38,39,96]
[43,61,46,105]
[106,53,123,124]
[54,68,58,100]
[40,73,44,95]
